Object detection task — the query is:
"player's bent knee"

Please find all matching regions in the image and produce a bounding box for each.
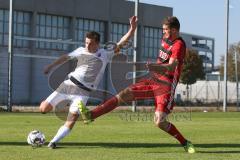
[39,101,53,113]
[155,120,168,130]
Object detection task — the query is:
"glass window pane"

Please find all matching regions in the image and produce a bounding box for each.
[46,27,51,37]
[4,23,8,33]
[24,13,30,23]
[57,44,62,50]
[84,21,89,29]
[154,39,158,47]
[13,11,17,22]
[78,31,84,41]
[23,40,29,47]
[13,23,17,34]
[17,24,23,34]
[36,26,39,36]
[149,48,153,57]
[39,42,45,48]
[149,28,153,37]
[113,24,117,33]
[45,42,50,49]
[40,26,45,37]
[0,33,3,44]
[63,44,68,50]
[17,39,22,46]
[100,22,104,32]
[144,38,148,46]
[123,25,128,33]
[63,29,68,39]
[52,16,57,27]
[13,39,17,46]
[46,15,51,26]
[0,22,4,32]
[119,24,123,34]
[89,20,94,30]
[95,22,99,31]
[145,28,149,36]
[0,10,3,20]
[52,28,57,38]
[113,34,118,42]
[17,12,23,23]
[40,15,45,25]
[78,19,83,29]
[4,11,9,22]
[57,28,63,38]
[58,17,63,26]
[63,18,69,27]
[4,34,8,45]
[23,24,30,35]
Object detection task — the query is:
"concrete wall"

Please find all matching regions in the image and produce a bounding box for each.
[176,81,237,103]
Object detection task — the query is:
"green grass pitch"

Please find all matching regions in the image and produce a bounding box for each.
[0,111,240,160]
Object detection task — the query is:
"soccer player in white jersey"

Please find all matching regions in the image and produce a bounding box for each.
[39,16,137,149]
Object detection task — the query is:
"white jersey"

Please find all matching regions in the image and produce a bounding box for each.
[68,47,113,90]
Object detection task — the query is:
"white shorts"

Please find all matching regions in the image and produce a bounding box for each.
[46,79,90,114]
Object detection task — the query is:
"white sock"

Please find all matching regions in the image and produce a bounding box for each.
[50,125,71,143]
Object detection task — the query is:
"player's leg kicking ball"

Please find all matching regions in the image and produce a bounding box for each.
[78,101,93,124]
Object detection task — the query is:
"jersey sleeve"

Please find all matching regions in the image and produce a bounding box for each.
[68,47,83,58]
[170,40,185,63]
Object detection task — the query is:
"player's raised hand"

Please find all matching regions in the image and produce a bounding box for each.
[129,16,137,31]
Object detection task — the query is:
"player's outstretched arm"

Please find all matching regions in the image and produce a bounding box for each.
[115,16,137,54]
[147,58,179,74]
[43,54,69,75]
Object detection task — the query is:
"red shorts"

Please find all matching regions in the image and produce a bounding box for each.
[129,78,175,114]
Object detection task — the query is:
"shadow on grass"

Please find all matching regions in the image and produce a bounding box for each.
[1,142,240,149]
[199,151,240,154]
[1,142,240,154]
[0,142,175,148]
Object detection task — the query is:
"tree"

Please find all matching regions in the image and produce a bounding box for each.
[180,49,205,84]
[180,49,205,101]
[220,42,240,82]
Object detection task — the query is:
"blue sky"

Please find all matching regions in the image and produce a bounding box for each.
[134,0,240,65]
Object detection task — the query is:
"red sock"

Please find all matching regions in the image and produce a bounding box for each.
[166,123,186,145]
[91,96,119,119]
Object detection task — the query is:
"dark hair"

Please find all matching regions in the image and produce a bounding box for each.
[86,31,100,43]
[162,16,180,31]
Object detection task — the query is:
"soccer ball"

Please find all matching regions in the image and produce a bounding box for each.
[27,130,45,147]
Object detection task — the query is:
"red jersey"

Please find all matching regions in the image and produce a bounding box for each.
[155,37,186,85]
[129,37,186,113]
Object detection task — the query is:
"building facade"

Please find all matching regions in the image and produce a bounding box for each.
[0,0,214,106]
[181,33,214,72]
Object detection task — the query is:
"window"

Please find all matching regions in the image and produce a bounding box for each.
[75,18,105,48]
[13,11,31,47]
[110,22,133,56]
[0,9,31,47]
[142,26,162,60]
[36,14,70,50]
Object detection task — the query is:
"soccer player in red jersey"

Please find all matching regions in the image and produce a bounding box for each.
[80,16,196,153]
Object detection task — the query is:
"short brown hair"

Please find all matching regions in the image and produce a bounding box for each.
[162,16,180,31]
[86,31,100,43]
